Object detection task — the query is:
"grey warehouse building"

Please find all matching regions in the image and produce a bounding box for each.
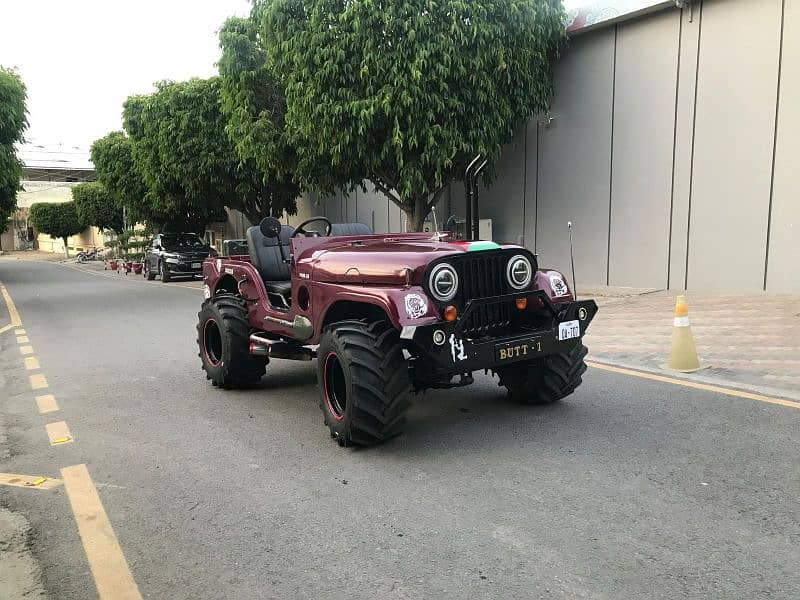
[295,0,799,293]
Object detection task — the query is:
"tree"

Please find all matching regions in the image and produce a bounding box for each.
[72,182,124,233]
[0,67,28,245]
[90,131,150,226]
[122,77,296,232]
[218,12,304,213]
[262,0,565,230]
[29,202,85,258]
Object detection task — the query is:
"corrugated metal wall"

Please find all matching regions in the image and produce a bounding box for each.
[307,0,799,292]
[485,0,798,292]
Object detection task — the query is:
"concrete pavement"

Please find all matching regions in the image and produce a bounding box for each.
[583,287,800,401]
[1,260,799,599]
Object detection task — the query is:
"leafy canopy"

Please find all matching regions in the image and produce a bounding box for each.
[262,0,565,229]
[72,182,123,233]
[218,13,304,211]
[122,77,296,232]
[0,67,28,235]
[29,202,85,244]
[91,131,149,225]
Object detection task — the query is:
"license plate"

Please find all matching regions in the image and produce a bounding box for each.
[495,338,542,363]
[192,262,202,269]
[558,320,580,341]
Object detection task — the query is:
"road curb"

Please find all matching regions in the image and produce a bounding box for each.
[588,356,800,403]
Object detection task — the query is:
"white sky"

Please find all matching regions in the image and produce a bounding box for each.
[0,0,251,150]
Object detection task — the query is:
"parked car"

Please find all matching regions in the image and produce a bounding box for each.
[143,233,216,282]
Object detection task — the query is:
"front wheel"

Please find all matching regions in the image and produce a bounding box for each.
[197,294,267,388]
[317,320,412,447]
[159,262,171,283]
[496,340,588,405]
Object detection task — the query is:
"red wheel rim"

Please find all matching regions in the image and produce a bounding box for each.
[323,352,347,420]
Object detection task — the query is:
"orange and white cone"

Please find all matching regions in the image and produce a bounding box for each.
[666,295,701,372]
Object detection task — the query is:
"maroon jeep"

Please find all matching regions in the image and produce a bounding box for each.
[197,215,597,447]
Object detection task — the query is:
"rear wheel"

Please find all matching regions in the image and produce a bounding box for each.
[197,294,267,388]
[496,340,588,405]
[317,320,412,447]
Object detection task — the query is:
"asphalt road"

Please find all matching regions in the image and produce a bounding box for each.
[1,259,798,599]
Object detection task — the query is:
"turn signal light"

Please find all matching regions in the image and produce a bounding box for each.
[515,297,528,310]
[444,305,458,322]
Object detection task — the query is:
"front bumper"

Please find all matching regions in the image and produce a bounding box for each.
[165,261,204,274]
[403,291,598,376]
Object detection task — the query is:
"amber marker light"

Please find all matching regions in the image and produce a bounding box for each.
[515,297,528,310]
[444,305,458,322]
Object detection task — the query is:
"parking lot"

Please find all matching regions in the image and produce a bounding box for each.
[1,259,799,599]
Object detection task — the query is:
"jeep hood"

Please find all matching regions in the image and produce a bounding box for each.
[308,238,511,285]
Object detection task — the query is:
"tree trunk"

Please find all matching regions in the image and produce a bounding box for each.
[62,237,69,258]
[404,196,429,232]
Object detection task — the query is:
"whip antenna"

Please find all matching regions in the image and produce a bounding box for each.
[568,221,577,300]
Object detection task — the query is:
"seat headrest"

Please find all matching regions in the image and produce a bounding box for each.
[330,222,373,236]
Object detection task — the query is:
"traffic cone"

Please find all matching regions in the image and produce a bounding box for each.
[665,295,701,372]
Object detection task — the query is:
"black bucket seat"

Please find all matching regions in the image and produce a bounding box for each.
[246,224,294,307]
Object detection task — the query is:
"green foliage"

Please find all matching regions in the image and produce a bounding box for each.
[72,182,124,233]
[219,13,303,213]
[91,131,150,225]
[0,67,28,235]
[262,0,565,229]
[121,77,296,232]
[105,229,149,260]
[29,202,86,256]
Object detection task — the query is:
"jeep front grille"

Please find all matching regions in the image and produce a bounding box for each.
[457,253,512,337]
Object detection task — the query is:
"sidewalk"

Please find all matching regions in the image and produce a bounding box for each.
[0,250,66,262]
[582,286,800,401]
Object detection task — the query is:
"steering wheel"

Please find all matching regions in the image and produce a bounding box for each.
[292,216,332,238]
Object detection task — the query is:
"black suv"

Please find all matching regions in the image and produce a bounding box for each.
[143,233,216,282]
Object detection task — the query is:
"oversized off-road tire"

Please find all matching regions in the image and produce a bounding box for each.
[197,294,267,389]
[145,261,156,280]
[159,261,171,283]
[496,341,588,405]
[317,320,412,447]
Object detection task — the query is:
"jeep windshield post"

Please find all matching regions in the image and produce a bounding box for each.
[197,191,598,448]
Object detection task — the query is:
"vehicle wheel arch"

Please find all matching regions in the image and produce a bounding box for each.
[321,299,394,330]
[214,274,238,296]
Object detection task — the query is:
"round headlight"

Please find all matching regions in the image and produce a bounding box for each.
[506,255,532,289]
[429,263,459,302]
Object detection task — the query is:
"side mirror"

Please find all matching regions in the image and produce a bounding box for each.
[259,217,282,239]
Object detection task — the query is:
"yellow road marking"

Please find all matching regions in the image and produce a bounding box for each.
[36,394,59,414]
[0,323,12,334]
[24,356,40,370]
[29,373,48,390]
[0,282,22,325]
[16,335,29,343]
[587,361,800,410]
[15,328,26,335]
[19,345,33,355]
[0,472,63,490]
[61,464,143,600]
[45,421,73,445]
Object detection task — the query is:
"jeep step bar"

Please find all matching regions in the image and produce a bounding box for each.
[249,333,315,361]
